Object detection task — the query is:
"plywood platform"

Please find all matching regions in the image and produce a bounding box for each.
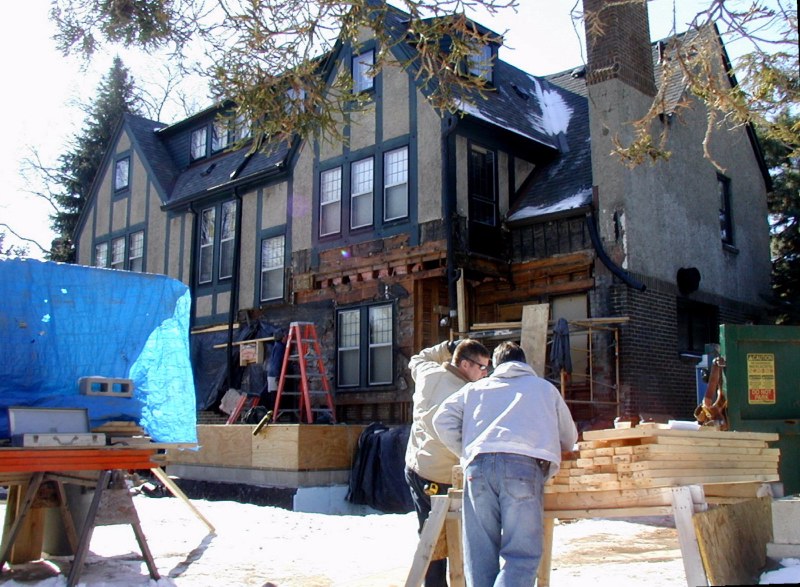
[164,424,365,472]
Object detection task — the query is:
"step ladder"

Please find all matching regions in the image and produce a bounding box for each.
[273,322,336,423]
[225,393,259,425]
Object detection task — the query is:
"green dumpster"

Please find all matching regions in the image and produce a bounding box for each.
[721,324,800,495]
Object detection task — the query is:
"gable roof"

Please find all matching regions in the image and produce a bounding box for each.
[123,114,176,198]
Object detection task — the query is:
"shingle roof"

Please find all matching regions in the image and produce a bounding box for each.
[123,114,176,198]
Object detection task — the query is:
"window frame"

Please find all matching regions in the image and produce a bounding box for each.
[197,199,237,286]
[717,173,734,246]
[335,302,394,389]
[128,230,144,272]
[259,234,286,303]
[94,241,109,268]
[320,166,343,237]
[350,156,374,230]
[468,43,495,83]
[190,127,208,162]
[383,146,409,222]
[114,156,130,192]
[352,49,375,94]
[468,142,498,227]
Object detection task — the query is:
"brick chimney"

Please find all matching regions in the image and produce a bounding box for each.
[583,0,656,97]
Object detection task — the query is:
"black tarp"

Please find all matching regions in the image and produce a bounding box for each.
[346,423,414,514]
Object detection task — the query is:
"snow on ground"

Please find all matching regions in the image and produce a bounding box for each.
[0,495,797,586]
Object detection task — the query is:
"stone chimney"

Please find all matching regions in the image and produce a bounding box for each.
[583,0,656,97]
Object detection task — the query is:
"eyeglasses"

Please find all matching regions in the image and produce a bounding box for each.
[464,357,490,372]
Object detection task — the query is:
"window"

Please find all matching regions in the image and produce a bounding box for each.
[114,157,130,191]
[718,174,733,245]
[198,200,237,285]
[469,143,497,225]
[351,157,374,229]
[128,230,144,272]
[191,127,208,161]
[286,87,306,114]
[468,43,494,82]
[235,114,251,141]
[260,235,285,302]
[211,120,230,153]
[337,309,360,387]
[219,201,237,280]
[199,207,215,284]
[352,50,374,94]
[336,303,394,388]
[320,167,342,237]
[110,237,125,270]
[384,147,408,221]
[94,242,108,268]
[677,299,719,355]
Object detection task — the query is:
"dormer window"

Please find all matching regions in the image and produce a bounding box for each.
[468,43,494,83]
[212,120,230,153]
[191,127,208,161]
[286,87,307,113]
[352,50,374,94]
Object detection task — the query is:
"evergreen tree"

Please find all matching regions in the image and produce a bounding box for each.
[50,56,141,262]
[761,110,800,324]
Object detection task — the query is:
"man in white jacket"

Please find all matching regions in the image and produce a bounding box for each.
[405,338,491,587]
[432,341,578,587]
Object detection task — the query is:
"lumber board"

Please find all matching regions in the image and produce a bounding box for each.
[582,427,778,442]
[618,458,778,472]
[546,505,694,519]
[628,468,777,479]
[520,304,549,378]
[544,487,677,510]
[631,444,779,456]
[671,487,709,587]
[693,496,773,586]
[619,474,779,489]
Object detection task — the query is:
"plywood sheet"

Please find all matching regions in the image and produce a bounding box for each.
[520,304,549,377]
[693,497,773,586]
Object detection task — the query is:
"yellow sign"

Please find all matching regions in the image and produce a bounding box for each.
[747,353,776,404]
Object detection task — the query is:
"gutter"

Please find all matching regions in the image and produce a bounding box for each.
[442,113,460,329]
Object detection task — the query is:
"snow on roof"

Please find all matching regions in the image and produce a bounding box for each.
[506,188,592,222]
[456,98,553,146]
[529,75,574,137]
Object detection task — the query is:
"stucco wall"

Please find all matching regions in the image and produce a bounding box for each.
[589,79,770,307]
[416,93,442,224]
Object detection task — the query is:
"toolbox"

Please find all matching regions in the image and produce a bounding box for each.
[7,407,105,447]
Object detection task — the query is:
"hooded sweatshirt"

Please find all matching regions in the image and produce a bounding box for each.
[432,361,578,481]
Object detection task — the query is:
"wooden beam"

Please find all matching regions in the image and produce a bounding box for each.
[520,304,549,377]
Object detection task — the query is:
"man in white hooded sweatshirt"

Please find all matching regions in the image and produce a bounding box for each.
[432,341,577,587]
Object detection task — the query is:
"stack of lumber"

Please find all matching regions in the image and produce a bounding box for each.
[92,421,152,446]
[543,425,780,515]
[549,425,779,491]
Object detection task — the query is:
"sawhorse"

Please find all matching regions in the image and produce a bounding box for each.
[405,485,710,587]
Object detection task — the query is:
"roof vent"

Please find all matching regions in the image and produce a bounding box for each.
[200,163,217,177]
[570,66,586,79]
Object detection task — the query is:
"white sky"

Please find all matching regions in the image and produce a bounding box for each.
[0,0,779,258]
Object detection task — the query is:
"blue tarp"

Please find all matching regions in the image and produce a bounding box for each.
[0,258,197,443]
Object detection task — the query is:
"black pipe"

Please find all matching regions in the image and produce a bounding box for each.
[226,187,245,386]
[586,210,646,292]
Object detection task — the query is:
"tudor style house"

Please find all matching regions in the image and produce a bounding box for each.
[74,0,771,427]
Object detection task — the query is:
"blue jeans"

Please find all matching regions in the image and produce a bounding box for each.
[463,453,546,587]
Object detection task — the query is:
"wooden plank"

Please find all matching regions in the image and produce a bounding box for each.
[693,497,773,586]
[620,474,780,489]
[405,495,449,587]
[544,487,676,510]
[629,468,777,479]
[537,517,555,587]
[547,505,681,518]
[620,457,779,471]
[632,444,780,456]
[520,304,549,377]
[582,428,779,442]
[671,486,708,587]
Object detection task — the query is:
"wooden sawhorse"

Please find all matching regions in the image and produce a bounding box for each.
[405,485,710,587]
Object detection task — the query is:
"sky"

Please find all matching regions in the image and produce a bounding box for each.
[0,0,781,259]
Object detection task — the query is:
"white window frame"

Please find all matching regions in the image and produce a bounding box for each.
[218,201,237,280]
[199,207,215,284]
[383,147,409,222]
[211,120,230,153]
[128,230,144,272]
[350,157,374,229]
[191,127,208,161]
[110,236,125,270]
[94,242,108,268]
[352,50,374,94]
[320,167,342,237]
[368,304,393,385]
[114,157,130,191]
[337,309,361,387]
[260,235,285,302]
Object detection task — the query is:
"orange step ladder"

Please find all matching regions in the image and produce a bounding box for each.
[272,322,336,423]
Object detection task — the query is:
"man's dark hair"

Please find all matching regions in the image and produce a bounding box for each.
[492,341,526,368]
[452,339,490,365]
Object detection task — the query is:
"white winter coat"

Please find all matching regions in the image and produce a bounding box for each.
[432,361,578,481]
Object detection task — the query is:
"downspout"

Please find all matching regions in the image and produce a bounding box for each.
[442,114,460,331]
[586,208,646,292]
[226,186,245,386]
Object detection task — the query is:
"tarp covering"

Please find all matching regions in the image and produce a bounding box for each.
[0,258,197,443]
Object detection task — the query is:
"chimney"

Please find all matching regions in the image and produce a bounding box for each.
[583,0,656,97]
